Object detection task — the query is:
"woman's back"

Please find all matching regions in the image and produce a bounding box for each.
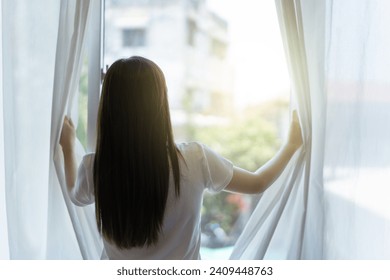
[72,142,233,259]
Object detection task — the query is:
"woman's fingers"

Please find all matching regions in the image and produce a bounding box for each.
[64,116,75,128]
[288,110,303,149]
[292,110,299,122]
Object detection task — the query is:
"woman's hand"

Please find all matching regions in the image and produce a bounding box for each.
[286,110,303,151]
[60,116,76,151]
[59,116,77,192]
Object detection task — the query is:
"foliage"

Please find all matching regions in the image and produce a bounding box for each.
[195,113,282,172]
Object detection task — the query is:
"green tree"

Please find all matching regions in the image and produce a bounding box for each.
[195,115,281,172]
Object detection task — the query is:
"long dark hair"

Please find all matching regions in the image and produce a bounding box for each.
[93,56,181,248]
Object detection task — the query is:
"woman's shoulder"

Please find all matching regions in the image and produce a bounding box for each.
[176,141,203,151]
[82,152,95,160]
[176,141,227,166]
[80,152,95,168]
[176,141,207,158]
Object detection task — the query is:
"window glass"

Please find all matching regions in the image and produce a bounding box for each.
[187,19,197,46]
[122,28,146,47]
[76,57,89,150]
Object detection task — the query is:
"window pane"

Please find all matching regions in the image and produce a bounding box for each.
[76,57,88,150]
[122,28,146,47]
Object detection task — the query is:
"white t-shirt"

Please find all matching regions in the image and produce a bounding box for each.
[71,142,233,260]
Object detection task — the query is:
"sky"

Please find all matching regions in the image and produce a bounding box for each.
[206,0,290,109]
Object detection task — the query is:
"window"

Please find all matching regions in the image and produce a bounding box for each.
[210,38,226,59]
[188,0,200,11]
[122,28,146,47]
[187,19,197,46]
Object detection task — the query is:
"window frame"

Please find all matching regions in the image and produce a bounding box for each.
[84,0,104,153]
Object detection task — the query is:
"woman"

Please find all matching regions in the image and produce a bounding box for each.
[60,56,303,259]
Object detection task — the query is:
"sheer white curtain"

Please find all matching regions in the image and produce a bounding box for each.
[232,0,390,259]
[0,1,9,259]
[2,0,60,259]
[1,0,102,259]
[49,0,103,260]
[321,0,390,259]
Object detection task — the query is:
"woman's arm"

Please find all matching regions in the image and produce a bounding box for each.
[59,116,77,194]
[225,111,303,194]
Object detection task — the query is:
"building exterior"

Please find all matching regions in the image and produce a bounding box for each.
[105,0,234,140]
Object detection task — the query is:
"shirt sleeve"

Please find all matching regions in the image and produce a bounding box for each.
[200,144,234,193]
[70,153,95,206]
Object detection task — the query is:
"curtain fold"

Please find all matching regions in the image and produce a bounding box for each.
[298,0,327,259]
[230,152,305,259]
[48,0,103,259]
